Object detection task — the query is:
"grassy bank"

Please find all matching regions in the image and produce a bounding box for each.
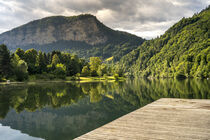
[76,76,125,83]
[0,75,125,84]
[27,74,125,82]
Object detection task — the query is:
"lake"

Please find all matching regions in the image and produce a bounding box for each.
[0,79,209,140]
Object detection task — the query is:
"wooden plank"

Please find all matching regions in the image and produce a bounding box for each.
[75,98,210,140]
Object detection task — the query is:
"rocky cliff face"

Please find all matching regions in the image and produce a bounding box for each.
[0,14,144,60]
[0,15,108,50]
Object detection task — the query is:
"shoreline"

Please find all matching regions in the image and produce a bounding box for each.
[0,76,126,85]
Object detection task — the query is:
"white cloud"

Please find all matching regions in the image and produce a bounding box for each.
[96,9,116,23]
[0,0,209,39]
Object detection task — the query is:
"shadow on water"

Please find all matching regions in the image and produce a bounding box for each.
[0,79,209,139]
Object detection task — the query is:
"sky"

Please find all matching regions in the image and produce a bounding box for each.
[0,0,209,39]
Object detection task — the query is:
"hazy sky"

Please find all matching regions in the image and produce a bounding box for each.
[0,0,209,39]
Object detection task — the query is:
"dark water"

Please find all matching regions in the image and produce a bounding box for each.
[0,79,209,140]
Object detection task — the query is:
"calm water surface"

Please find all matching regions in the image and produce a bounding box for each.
[0,79,209,140]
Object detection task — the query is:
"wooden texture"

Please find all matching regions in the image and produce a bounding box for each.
[75,98,210,140]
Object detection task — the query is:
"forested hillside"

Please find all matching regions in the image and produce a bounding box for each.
[120,6,210,78]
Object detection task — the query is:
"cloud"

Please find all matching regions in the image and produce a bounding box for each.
[0,0,209,39]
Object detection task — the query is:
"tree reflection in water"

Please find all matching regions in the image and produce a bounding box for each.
[0,79,209,139]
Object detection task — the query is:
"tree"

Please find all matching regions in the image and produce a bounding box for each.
[36,51,47,73]
[81,66,90,76]
[175,62,186,79]
[52,54,60,66]
[11,54,21,69]
[97,63,107,77]
[15,48,25,60]
[97,67,103,77]
[89,57,102,76]
[185,62,192,77]
[51,51,61,62]
[24,49,38,74]
[0,44,11,78]
[114,65,124,77]
[11,54,28,81]
[67,55,80,76]
[15,60,28,81]
[54,63,66,79]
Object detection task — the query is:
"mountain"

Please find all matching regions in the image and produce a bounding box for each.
[0,14,144,60]
[119,6,210,78]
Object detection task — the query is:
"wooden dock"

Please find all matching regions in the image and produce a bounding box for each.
[75,98,210,140]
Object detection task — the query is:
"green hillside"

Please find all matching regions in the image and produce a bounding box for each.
[120,6,210,78]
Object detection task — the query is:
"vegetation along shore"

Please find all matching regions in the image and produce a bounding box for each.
[0,44,124,82]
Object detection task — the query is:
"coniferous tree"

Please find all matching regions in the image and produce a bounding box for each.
[0,44,11,78]
[51,54,60,66]
[37,51,47,73]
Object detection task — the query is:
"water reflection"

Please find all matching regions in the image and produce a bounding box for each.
[0,79,209,139]
[0,123,43,140]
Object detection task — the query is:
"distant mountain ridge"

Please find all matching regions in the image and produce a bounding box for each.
[0,14,144,60]
[119,6,210,78]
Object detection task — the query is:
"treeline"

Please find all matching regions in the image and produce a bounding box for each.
[0,44,123,81]
[119,6,210,79]
[81,57,123,78]
[1,78,209,119]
